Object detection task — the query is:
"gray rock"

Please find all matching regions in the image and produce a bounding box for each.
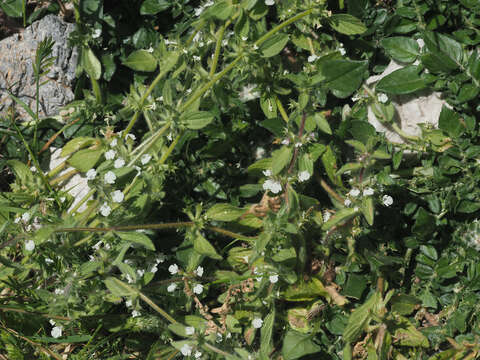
[0,14,78,120]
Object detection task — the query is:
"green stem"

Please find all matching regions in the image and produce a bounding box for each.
[159,131,182,165]
[210,24,228,77]
[275,96,289,123]
[91,77,102,104]
[127,122,171,167]
[69,188,96,215]
[49,169,78,186]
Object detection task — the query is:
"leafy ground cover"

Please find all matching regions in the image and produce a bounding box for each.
[1,0,480,358]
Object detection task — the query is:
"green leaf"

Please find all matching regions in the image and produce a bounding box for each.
[260,95,277,119]
[206,204,245,222]
[321,208,357,231]
[260,33,289,58]
[343,292,381,342]
[336,162,363,176]
[393,315,429,347]
[391,294,421,315]
[61,137,96,157]
[104,277,137,297]
[282,331,321,360]
[206,0,234,20]
[361,196,374,226]
[82,47,102,80]
[438,106,463,138]
[456,82,479,103]
[67,148,103,172]
[123,50,158,72]
[284,278,328,302]
[116,232,155,251]
[376,66,426,95]
[168,323,189,337]
[371,102,395,124]
[0,0,22,17]
[271,146,292,175]
[260,311,275,356]
[314,112,332,134]
[381,37,420,63]
[193,233,222,260]
[319,60,368,98]
[140,0,170,15]
[343,274,367,299]
[328,14,367,35]
[423,31,464,71]
[7,160,34,186]
[181,111,214,130]
[321,146,341,186]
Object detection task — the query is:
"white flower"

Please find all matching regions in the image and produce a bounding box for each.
[263,169,272,177]
[239,84,260,102]
[167,283,177,292]
[354,206,359,212]
[344,199,352,207]
[252,318,263,329]
[137,269,145,277]
[14,216,21,224]
[125,134,136,142]
[352,93,361,102]
[51,326,62,338]
[323,211,331,222]
[86,169,97,180]
[263,179,282,194]
[281,138,290,145]
[298,171,311,182]
[105,149,116,160]
[180,344,193,356]
[194,351,202,359]
[146,46,154,53]
[382,195,393,207]
[55,288,64,295]
[294,142,302,148]
[255,147,266,159]
[349,188,360,197]
[112,190,124,203]
[241,36,248,41]
[100,203,111,217]
[265,0,275,5]
[168,264,179,275]
[339,47,346,56]
[185,326,195,335]
[25,240,35,251]
[193,284,203,294]
[104,171,116,185]
[132,310,141,318]
[363,187,374,196]
[377,93,389,103]
[269,274,279,283]
[49,319,56,326]
[114,158,125,169]
[45,258,54,264]
[193,55,201,61]
[194,266,204,277]
[92,28,102,38]
[141,154,152,165]
[125,300,132,307]
[156,254,166,263]
[308,54,319,63]
[110,138,117,147]
[22,212,31,223]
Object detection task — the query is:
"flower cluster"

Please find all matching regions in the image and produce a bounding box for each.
[262,170,282,194]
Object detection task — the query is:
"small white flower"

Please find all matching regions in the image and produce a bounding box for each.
[185,326,195,335]
[194,351,202,359]
[239,84,260,102]
[269,274,279,283]
[104,171,116,185]
[363,187,374,196]
[86,169,97,180]
[344,199,352,207]
[377,93,389,103]
[54,288,64,295]
[51,326,62,338]
[92,28,102,38]
[193,284,204,294]
[167,283,177,292]
[146,46,154,53]
[110,138,117,147]
[141,154,152,165]
[111,190,124,203]
[263,169,272,177]
[241,36,248,41]
[100,203,111,217]
[253,44,259,50]
[14,216,21,224]
[169,264,179,275]
[281,138,290,145]
[193,55,201,61]
[352,93,361,102]
[382,195,393,207]
[323,211,331,222]
[252,318,263,329]
[114,158,125,169]
[194,6,204,16]
[354,206,359,212]
[181,344,193,356]
[263,179,282,194]
[49,319,56,326]
[255,147,266,159]
[125,134,136,142]
[194,266,204,277]
[45,258,54,264]
[131,310,141,318]
[349,188,360,197]
[339,47,346,56]
[265,0,275,5]
[137,269,145,277]
[22,212,31,223]
[105,150,116,160]
[308,54,319,63]
[156,254,166,263]
[294,142,302,148]
[298,171,311,182]
[125,300,132,307]
[150,265,158,273]
[25,240,35,251]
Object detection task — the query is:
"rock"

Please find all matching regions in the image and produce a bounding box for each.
[0,14,77,120]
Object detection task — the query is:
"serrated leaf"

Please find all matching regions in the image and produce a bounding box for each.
[116,232,155,250]
[329,14,367,35]
[123,50,158,72]
[381,37,420,63]
[271,146,292,175]
[181,111,214,130]
[67,148,103,172]
[376,66,426,95]
[260,33,289,57]
[206,204,245,221]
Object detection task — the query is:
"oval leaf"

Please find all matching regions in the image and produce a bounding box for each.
[206,204,245,222]
[123,50,158,72]
[260,33,289,58]
[272,146,292,175]
[61,137,96,157]
[82,47,102,80]
[329,14,367,35]
[116,232,155,250]
[67,148,103,172]
[381,37,420,63]
[182,111,214,130]
[376,65,426,95]
[193,233,222,260]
